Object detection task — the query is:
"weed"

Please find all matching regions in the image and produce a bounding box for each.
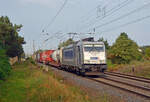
[0,61,91,102]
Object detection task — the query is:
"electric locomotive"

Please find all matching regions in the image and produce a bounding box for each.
[52,37,107,75]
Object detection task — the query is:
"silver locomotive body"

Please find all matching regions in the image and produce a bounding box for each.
[61,40,107,74]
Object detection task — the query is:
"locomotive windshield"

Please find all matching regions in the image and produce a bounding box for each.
[84,44,104,52]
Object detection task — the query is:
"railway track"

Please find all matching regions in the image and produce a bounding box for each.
[41,63,150,99]
[88,71,150,99]
[105,71,150,83]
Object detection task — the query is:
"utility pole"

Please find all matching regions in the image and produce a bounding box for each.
[33,40,35,54]
[97,5,106,18]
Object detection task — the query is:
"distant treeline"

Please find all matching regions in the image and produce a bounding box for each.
[0,16,25,80]
[59,32,150,64]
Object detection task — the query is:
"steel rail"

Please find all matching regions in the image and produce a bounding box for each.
[89,78,150,99]
[103,77,150,91]
[105,71,150,83]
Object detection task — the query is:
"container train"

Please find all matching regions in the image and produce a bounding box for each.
[36,38,107,75]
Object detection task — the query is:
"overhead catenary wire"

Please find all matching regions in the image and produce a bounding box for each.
[44,31,63,42]
[87,2,150,31]
[79,0,134,32]
[42,0,68,32]
[79,0,112,22]
[43,31,71,46]
[40,0,68,50]
[43,0,131,42]
[99,14,150,33]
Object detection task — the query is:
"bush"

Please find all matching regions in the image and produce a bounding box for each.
[145,47,150,60]
[0,48,11,80]
[109,33,142,64]
[26,57,36,65]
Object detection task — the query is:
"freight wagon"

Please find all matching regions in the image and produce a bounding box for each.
[38,50,54,64]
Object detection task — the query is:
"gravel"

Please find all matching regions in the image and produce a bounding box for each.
[39,63,150,102]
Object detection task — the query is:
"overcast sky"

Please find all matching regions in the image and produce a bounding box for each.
[0,0,150,54]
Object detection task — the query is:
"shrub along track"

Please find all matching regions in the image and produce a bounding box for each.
[88,71,150,99]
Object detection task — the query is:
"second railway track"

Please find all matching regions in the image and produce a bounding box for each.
[105,71,150,83]
[88,71,150,99]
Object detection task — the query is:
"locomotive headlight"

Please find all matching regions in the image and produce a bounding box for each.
[84,60,90,63]
[100,60,105,63]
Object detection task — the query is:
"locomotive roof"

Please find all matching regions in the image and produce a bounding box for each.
[63,41,104,49]
[82,41,104,45]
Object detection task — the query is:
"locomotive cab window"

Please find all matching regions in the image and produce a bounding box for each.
[63,49,74,59]
[84,44,104,52]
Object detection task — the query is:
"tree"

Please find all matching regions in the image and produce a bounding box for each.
[0,47,11,80]
[0,16,25,61]
[145,47,150,60]
[98,37,110,50]
[35,49,43,54]
[110,32,142,64]
[58,38,74,49]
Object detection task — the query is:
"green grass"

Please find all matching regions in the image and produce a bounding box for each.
[108,60,150,78]
[0,61,115,102]
[0,61,32,102]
